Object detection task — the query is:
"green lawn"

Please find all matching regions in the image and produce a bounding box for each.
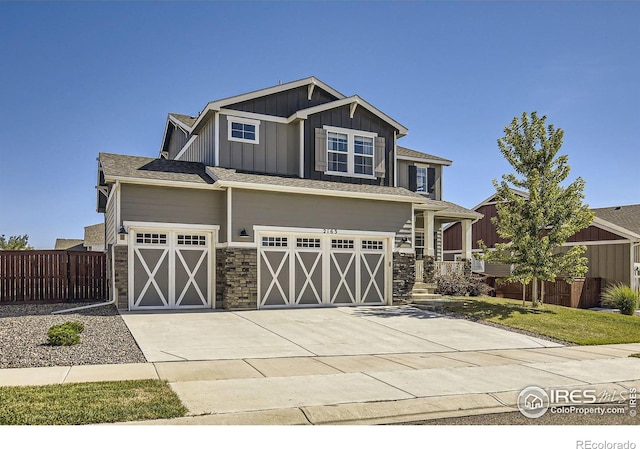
[440,296,640,345]
[0,379,187,425]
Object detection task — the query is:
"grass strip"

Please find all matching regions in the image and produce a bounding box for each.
[440,296,640,345]
[0,379,187,425]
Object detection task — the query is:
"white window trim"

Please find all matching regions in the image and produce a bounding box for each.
[416,165,428,193]
[323,125,377,179]
[228,116,260,145]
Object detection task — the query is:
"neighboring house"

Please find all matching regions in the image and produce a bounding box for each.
[54,239,85,251]
[54,224,105,252]
[83,223,105,252]
[96,77,480,311]
[443,190,640,290]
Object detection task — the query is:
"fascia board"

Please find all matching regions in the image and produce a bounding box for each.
[191,77,346,132]
[103,175,221,191]
[591,217,640,240]
[291,96,409,136]
[396,154,453,166]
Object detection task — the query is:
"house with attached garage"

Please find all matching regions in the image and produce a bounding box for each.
[442,190,640,293]
[96,77,481,311]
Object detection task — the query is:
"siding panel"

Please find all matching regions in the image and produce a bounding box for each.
[219,114,298,176]
[120,184,224,227]
[178,118,215,165]
[226,85,339,117]
[232,190,411,246]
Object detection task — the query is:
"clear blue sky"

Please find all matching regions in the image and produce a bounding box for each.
[1,1,638,249]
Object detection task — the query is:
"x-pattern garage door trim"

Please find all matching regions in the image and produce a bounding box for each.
[174,248,209,307]
[257,228,391,309]
[126,222,218,311]
[133,247,169,308]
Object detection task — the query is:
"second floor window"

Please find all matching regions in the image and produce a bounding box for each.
[416,167,427,192]
[324,126,377,178]
[228,116,260,145]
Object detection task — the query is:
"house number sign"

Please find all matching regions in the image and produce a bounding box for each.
[323,229,338,234]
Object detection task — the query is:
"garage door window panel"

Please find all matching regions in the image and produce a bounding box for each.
[133,248,169,308]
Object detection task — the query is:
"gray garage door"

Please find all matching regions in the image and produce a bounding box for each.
[129,230,213,310]
[258,232,389,308]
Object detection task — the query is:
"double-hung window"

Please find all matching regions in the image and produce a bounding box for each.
[324,126,377,178]
[416,167,427,193]
[228,116,260,145]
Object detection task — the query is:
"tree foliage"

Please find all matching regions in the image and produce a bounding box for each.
[0,234,33,250]
[479,112,594,305]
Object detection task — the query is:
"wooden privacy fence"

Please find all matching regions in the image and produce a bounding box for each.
[0,250,107,303]
[486,277,601,309]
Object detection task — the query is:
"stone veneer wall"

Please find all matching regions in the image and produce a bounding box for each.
[220,247,258,310]
[113,245,129,310]
[392,251,415,304]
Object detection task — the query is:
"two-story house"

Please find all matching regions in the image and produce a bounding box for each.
[96,77,481,311]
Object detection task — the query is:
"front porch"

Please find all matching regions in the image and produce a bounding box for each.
[411,203,482,297]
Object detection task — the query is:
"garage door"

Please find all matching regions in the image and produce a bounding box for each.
[258,232,389,308]
[129,229,214,310]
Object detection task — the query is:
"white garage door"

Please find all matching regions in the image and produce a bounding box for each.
[258,232,390,308]
[129,229,214,310]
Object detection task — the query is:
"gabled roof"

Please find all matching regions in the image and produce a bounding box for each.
[190,76,346,133]
[99,153,214,186]
[431,201,483,220]
[289,95,408,136]
[206,166,426,203]
[54,239,85,250]
[396,146,452,166]
[592,204,640,237]
[83,223,105,248]
[169,113,197,129]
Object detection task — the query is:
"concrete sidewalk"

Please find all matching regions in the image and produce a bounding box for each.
[2,344,640,425]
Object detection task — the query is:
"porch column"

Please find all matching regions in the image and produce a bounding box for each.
[423,210,435,257]
[461,219,473,260]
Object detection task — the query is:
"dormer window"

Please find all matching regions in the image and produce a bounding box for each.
[228,116,260,145]
[409,164,437,199]
[324,126,377,178]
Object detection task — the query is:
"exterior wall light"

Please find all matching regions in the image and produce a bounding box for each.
[239,229,249,238]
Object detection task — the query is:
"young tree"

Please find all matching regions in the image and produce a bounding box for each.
[0,234,33,250]
[479,112,594,306]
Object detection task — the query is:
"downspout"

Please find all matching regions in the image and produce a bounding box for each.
[52,244,117,314]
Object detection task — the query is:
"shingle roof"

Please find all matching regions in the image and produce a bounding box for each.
[54,239,85,250]
[206,166,425,200]
[432,200,484,219]
[397,146,452,165]
[99,153,214,185]
[83,223,105,247]
[169,113,197,128]
[592,204,640,236]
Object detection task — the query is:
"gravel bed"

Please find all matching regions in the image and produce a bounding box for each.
[0,303,146,369]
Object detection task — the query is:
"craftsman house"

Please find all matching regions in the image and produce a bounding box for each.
[96,77,480,311]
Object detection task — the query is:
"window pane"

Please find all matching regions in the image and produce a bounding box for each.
[231,122,243,131]
[328,152,348,172]
[416,167,427,192]
[231,129,243,139]
[244,124,255,133]
[244,130,255,140]
[354,136,373,155]
[354,155,373,175]
[328,132,348,152]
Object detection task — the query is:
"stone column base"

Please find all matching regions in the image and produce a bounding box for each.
[392,251,415,304]
[217,247,258,310]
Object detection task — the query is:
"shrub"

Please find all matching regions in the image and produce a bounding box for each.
[434,271,493,297]
[601,283,640,316]
[62,321,84,334]
[47,321,84,346]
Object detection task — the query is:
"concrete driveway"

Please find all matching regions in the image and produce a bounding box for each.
[121,306,560,362]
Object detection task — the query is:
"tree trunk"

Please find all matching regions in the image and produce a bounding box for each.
[540,281,545,305]
[532,277,539,306]
[522,282,526,307]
